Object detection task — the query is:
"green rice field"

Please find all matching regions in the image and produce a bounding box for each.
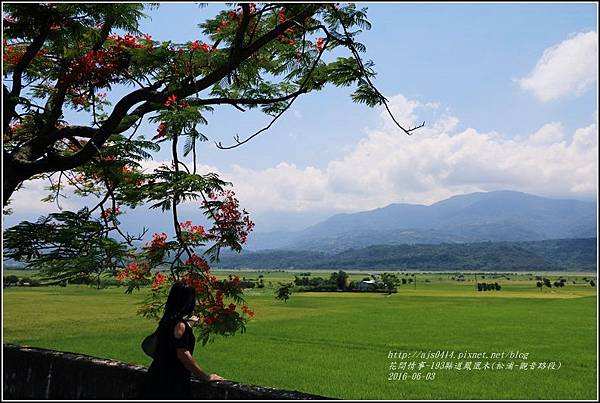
[3,270,597,399]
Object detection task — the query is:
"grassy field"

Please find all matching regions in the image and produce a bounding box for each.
[3,270,597,399]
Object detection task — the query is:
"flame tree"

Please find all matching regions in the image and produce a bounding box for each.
[2,3,420,344]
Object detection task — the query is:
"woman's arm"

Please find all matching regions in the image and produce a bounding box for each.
[174,322,224,382]
[176,349,223,381]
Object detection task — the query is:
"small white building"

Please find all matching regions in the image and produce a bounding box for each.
[355,280,377,291]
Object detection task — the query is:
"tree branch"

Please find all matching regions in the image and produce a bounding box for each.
[4,5,321,200]
[216,37,329,150]
[331,5,424,135]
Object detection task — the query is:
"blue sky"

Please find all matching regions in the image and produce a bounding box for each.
[135,2,597,169]
[5,2,598,233]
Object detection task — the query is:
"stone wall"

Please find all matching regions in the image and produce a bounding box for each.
[3,344,331,400]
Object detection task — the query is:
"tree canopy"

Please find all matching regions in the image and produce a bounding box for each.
[2,3,418,344]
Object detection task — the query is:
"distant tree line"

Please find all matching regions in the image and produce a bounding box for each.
[217,238,597,271]
[3,275,41,287]
[477,282,501,291]
[291,271,402,294]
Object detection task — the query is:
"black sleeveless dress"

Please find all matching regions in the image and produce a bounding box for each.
[140,319,196,399]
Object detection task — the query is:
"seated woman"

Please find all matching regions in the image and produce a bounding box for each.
[141,282,223,399]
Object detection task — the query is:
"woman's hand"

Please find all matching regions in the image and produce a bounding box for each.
[186,315,200,327]
[208,373,224,382]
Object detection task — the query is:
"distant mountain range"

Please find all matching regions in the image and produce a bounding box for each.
[217,238,597,271]
[245,191,597,252]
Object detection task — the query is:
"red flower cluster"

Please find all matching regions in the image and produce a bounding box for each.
[165,94,177,108]
[241,305,255,318]
[183,274,206,293]
[156,122,169,138]
[205,190,255,245]
[146,232,168,250]
[278,8,286,24]
[227,10,240,21]
[116,262,149,282]
[65,32,152,87]
[316,37,325,53]
[278,27,296,45]
[3,42,24,65]
[7,122,23,135]
[108,33,149,49]
[190,40,213,52]
[3,39,51,66]
[185,254,210,272]
[152,272,167,289]
[71,94,88,106]
[101,206,121,219]
[66,48,123,87]
[164,94,189,109]
[215,290,224,305]
[217,20,227,32]
[179,221,206,242]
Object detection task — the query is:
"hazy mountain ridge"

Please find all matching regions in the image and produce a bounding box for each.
[218,238,597,271]
[245,191,597,252]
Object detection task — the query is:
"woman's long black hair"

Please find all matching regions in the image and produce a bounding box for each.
[159,282,197,327]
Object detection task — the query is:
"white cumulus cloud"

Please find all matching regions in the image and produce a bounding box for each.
[517,31,598,102]
[6,95,597,218]
[207,95,597,214]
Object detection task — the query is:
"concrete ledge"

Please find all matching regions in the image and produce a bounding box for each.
[3,344,332,400]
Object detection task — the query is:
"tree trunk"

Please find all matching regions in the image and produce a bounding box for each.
[2,156,27,205]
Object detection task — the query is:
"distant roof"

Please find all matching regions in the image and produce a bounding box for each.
[360,280,376,284]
